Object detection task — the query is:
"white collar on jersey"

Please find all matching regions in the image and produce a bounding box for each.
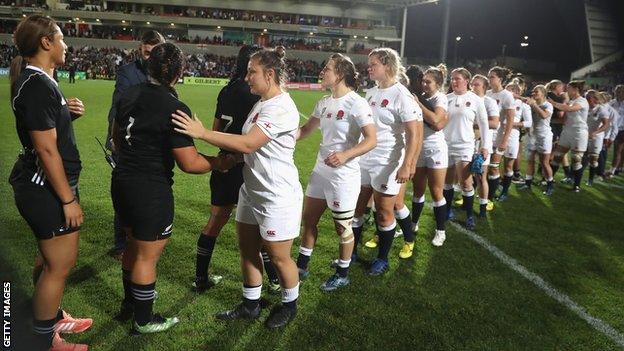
[25,65,58,87]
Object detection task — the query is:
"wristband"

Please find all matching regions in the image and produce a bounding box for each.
[62,197,76,205]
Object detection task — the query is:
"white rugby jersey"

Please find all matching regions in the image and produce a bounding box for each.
[564,96,589,131]
[362,82,422,166]
[311,91,374,180]
[483,95,500,128]
[487,89,515,136]
[610,100,624,131]
[487,89,515,112]
[605,103,620,140]
[242,92,302,205]
[444,91,490,151]
[531,101,554,134]
[422,91,447,149]
[588,104,609,136]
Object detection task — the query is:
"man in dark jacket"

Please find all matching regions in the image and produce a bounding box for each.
[106,30,165,258]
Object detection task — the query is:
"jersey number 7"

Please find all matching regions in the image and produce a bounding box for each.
[221,115,234,132]
[125,116,135,145]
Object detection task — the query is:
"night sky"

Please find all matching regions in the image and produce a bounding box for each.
[404,0,623,76]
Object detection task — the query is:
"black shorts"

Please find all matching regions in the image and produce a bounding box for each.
[210,163,244,206]
[9,163,80,240]
[616,131,624,143]
[552,124,563,142]
[111,175,173,241]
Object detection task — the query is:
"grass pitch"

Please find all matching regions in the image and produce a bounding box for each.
[1,78,624,350]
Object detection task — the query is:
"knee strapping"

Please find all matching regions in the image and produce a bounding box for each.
[572,151,584,170]
[334,210,355,244]
[589,154,599,168]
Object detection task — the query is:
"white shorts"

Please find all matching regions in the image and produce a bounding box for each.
[361,162,402,196]
[235,185,303,241]
[559,129,588,152]
[447,147,473,165]
[305,171,360,211]
[416,144,448,169]
[587,137,603,155]
[504,135,519,159]
[528,131,553,154]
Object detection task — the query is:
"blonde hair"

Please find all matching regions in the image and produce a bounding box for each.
[546,79,564,92]
[532,84,547,98]
[505,82,521,95]
[472,74,489,90]
[424,63,447,90]
[586,89,606,104]
[369,47,405,81]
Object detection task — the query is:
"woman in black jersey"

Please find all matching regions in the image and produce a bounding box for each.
[193,45,280,294]
[111,43,229,335]
[9,15,91,351]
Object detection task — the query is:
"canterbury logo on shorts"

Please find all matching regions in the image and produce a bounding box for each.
[266,230,276,237]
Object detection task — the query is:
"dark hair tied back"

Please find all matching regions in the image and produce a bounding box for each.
[147,43,185,95]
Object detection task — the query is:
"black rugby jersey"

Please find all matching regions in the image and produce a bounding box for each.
[548,91,565,125]
[214,78,259,154]
[113,83,194,183]
[11,66,81,185]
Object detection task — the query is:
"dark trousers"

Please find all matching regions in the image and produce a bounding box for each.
[110,152,126,251]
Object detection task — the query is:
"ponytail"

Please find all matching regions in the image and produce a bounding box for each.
[10,55,26,101]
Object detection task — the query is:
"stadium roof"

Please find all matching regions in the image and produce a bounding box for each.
[334,0,439,9]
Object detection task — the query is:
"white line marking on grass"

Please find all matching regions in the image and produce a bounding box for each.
[406,189,624,344]
[447,221,624,347]
[299,112,309,120]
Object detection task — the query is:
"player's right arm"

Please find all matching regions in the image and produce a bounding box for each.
[297,117,320,141]
[31,129,83,228]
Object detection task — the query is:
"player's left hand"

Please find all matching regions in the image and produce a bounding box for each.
[218,154,238,171]
[480,148,489,160]
[172,110,205,139]
[396,164,413,183]
[67,98,85,118]
[324,151,347,168]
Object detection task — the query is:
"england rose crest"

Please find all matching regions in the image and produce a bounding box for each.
[336,110,345,119]
[381,99,389,107]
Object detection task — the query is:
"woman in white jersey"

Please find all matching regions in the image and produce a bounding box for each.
[410,64,449,248]
[172,48,303,328]
[295,53,376,291]
[599,92,620,179]
[443,67,490,231]
[470,74,499,216]
[486,66,515,203]
[496,82,532,201]
[585,90,610,186]
[519,85,555,194]
[607,85,624,177]
[351,48,423,276]
[548,80,590,192]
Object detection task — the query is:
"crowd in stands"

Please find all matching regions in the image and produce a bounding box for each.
[0,43,373,84]
[104,4,374,29]
[0,19,16,34]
